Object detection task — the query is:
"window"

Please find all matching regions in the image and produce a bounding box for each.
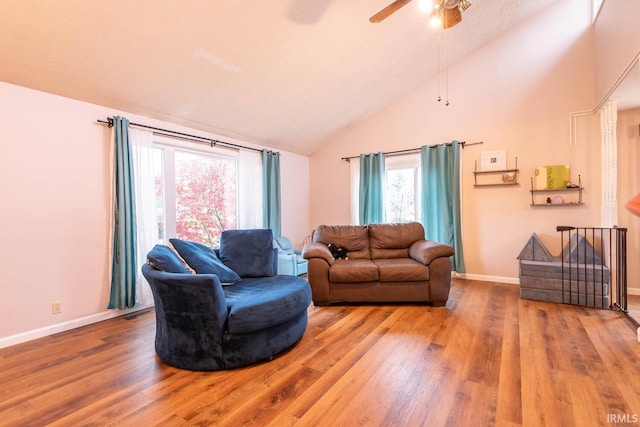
[350,153,422,224]
[153,140,239,247]
[385,167,419,222]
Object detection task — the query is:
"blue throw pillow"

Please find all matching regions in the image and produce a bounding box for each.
[146,244,190,274]
[169,238,241,284]
[219,229,275,277]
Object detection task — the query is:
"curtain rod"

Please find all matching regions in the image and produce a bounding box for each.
[340,141,483,162]
[97,117,276,154]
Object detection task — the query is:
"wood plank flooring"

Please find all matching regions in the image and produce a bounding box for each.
[1,279,639,426]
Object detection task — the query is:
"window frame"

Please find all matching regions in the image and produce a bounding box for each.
[152,135,241,246]
[384,153,422,223]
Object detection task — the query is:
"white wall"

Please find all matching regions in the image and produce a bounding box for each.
[618,107,640,293]
[594,0,640,296]
[280,151,311,249]
[0,82,310,345]
[593,0,640,106]
[309,0,599,281]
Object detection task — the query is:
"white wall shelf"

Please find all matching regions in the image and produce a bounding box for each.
[473,157,519,187]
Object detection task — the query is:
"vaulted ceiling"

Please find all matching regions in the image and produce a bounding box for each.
[0,0,557,155]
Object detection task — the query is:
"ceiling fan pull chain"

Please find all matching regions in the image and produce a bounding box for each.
[445,22,450,106]
[437,33,442,102]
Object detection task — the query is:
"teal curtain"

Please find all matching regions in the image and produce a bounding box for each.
[420,141,465,272]
[359,152,385,224]
[262,149,281,237]
[109,117,138,309]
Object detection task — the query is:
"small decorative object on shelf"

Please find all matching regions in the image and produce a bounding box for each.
[502,172,517,183]
[473,156,519,187]
[530,174,583,206]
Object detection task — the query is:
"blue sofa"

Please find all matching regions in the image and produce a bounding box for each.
[141,229,312,371]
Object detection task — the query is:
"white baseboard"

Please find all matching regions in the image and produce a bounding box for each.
[0,304,153,350]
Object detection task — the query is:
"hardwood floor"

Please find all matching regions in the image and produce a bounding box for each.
[1,279,639,426]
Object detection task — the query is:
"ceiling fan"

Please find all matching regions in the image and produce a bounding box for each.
[369,0,472,29]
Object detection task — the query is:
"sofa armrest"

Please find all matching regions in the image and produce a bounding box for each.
[409,240,455,265]
[302,242,334,266]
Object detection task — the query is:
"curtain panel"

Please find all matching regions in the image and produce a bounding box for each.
[130,127,157,306]
[420,141,466,273]
[261,149,281,237]
[359,152,385,224]
[109,117,138,309]
[238,149,263,229]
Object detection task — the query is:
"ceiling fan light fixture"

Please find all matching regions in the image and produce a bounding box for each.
[429,9,442,27]
[369,0,469,25]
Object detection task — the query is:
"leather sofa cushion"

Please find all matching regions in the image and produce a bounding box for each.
[369,222,425,259]
[313,225,370,259]
[329,259,379,282]
[373,258,429,282]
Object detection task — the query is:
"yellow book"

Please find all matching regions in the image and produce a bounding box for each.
[534,165,570,190]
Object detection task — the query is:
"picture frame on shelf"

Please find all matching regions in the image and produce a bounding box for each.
[480,150,507,171]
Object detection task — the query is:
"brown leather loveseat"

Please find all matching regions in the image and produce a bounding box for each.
[302,222,455,306]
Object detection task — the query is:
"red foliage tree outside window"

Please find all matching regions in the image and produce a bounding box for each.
[174,150,238,247]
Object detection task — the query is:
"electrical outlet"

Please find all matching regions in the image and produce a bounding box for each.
[52,301,62,314]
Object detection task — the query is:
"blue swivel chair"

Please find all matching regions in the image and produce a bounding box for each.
[273,236,308,276]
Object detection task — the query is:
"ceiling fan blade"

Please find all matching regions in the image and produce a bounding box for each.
[369,0,413,23]
[442,5,462,29]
